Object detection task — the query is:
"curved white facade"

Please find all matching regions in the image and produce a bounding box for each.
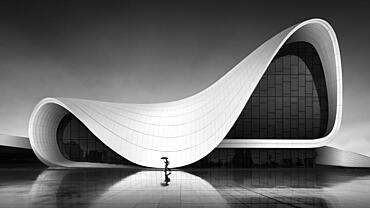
[28,18,342,168]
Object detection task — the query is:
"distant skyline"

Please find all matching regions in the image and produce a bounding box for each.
[0,0,369,156]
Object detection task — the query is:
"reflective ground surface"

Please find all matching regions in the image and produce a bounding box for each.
[0,166,370,207]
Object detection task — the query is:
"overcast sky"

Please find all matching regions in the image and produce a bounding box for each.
[0,0,369,156]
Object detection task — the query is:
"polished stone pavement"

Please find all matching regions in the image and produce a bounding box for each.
[0,166,370,207]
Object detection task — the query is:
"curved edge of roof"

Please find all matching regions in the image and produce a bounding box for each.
[0,134,31,149]
[28,18,342,168]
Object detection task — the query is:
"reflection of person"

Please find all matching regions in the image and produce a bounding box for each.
[163,171,171,186]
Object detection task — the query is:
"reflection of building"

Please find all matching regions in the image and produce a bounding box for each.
[3,18,357,168]
[25,169,345,207]
[5,166,370,207]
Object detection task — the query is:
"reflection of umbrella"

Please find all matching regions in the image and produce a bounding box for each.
[161,172,171,186]
[160,182,169,187]
[161,157,168,160]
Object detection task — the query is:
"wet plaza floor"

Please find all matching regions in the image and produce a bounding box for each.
[0,166,370,208]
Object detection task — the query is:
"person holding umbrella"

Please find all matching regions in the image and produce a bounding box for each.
[161,157,171,172]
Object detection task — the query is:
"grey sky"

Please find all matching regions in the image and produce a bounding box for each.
[0,0,369,155]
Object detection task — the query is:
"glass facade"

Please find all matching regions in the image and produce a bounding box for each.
[56,113,136,165]
[186,148,316,168]
[225,41,328,139]
[56,114,317,168]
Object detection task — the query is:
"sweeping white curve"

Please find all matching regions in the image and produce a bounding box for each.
[28,18,342,168]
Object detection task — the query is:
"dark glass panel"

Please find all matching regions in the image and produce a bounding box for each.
[225,42,328,139]
[185,148,317,168]
[56,113,136,165]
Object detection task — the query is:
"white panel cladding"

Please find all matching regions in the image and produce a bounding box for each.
[29,19,342,168]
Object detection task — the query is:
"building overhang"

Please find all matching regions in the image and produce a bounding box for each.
[28,18,342,168]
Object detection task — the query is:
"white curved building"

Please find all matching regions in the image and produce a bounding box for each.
[26,18,342,168]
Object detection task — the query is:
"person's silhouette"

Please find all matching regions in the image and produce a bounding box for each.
[161,157,171,172]
[165,159,171,172]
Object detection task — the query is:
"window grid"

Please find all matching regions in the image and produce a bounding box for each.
[186,148,316,168]
[56,113,136,165]
[225,42,328,139]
